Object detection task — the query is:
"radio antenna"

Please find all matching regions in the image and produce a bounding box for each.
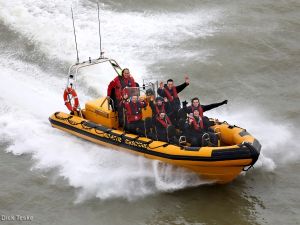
[97,2,104,58]
[71,7,80,64]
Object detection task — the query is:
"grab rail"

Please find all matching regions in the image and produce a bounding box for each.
[100,97,114,111]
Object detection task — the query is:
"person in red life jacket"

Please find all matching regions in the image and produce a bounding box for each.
[155,112,175,142]
[149,96,171,119]
[157,75,190,124]
[107,68,137,110]
[185,97,228,130]
[186,97,227,114]
[124,95,148,135]
[118,89,130,127]
[184,112,203,147]
[183,110,218,147]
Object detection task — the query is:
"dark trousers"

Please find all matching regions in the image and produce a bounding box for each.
[118,106,125,128]
[126,120,146,136]
[186,131,218,147]
[156,129,168,142]
[168,102,180,127]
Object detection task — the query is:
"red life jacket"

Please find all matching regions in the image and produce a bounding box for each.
[118,98,129,108]
[156,116,172,128]
[164,86,178,102]
[155,104,166,114]
[125,101,143,123]
[191,116,204,130]
[191,105,204,118]
[114,76,136,100]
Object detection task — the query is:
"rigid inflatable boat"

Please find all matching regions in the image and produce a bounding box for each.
[49,57,261,184]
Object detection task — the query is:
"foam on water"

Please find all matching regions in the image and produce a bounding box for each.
[207,107,300,171]
[1,55,298,202]
[0,56,208,201]
[1,0,298,202]
[0,0,220,73]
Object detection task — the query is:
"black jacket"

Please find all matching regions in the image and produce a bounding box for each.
[186,101,226,114]
[157,82,189,99]
[149,100,172,117]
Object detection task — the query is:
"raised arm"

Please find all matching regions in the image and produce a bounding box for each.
[175,75,190,93]
[202,100,228,112]
[157,81,166,97]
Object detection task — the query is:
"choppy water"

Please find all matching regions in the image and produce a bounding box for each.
[0,0,300,224]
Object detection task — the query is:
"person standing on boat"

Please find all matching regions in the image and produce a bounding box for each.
[107,68,138,127]
[124,95,147,135]
[107,68,138,110]
[157,75,190,124]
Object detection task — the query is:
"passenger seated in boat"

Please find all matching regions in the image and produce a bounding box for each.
[157,76,190,125]
[149,96,171,119]
[184,110,218,147]
[186,97,228,115]
[124,95,147,135]
[155,112,176,143]
[180,97,228,131]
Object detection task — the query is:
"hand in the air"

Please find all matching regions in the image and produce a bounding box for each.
[184,75,190,84]
[159,81,164,89]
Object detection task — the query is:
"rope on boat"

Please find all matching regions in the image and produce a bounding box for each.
[54,112,98,131]
[53,112,170,149]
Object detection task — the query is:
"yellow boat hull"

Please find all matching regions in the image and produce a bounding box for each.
[49,112,261,184]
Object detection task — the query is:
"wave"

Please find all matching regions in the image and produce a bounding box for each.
[1,1,298,201]
[0,56,210,202]
[207,106,300,171]
[0,0,221,77]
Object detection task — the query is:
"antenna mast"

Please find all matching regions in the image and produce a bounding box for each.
[97,2,104,58]
[71,7,80,64]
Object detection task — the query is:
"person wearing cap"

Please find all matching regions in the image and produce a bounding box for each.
[107,68,138,110]
[149,96,171,118]
[124,95,147,135]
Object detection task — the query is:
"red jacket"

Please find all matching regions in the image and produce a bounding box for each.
[163,86,178,102]
[190,116,204,130]
[124,101,147,123]
[156,116,172,128]
[190,105,204,118]
[107,75,136,101]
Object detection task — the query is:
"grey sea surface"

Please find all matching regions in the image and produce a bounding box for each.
[0,0,300,224]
